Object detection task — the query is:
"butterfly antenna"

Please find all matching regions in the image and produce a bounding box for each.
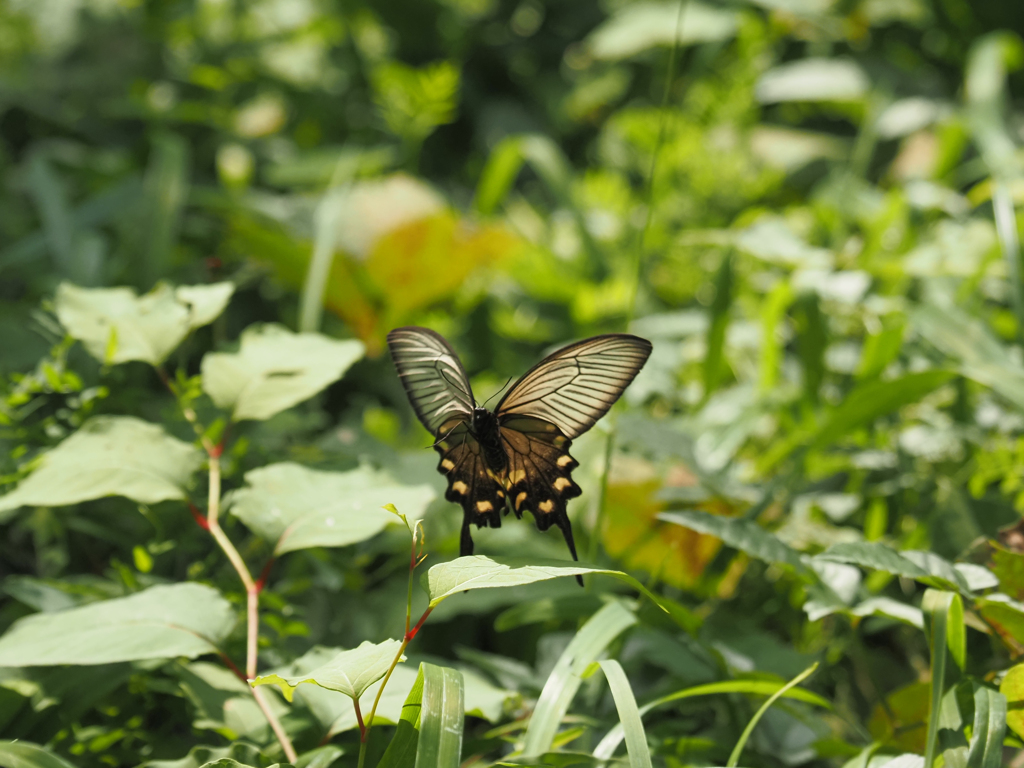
[482,375,514,408]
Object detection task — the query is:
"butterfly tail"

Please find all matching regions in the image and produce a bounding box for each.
[460,519,475,557]
[554,516,584,588]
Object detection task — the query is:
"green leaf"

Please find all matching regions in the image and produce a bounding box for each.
[923,590,962,768]
[966,685,1007,768]
[901,551,972,594]
[174,661,288,740]
[998,663,1024,740]
[727,663,819,767]
[658,511,809,574]
[424,556,664,609]
[251,639,403,702]
[0,583,234,666]
[809,371,956,452]
[593,678,832,760]
[378,667,427,768]
[755,58,869,103]
[227,463,435,554]
[976,594,1024,647]
[55,281,233,366]
[585,0,739,61]
[0,416,202,517]
[135,743,268,768]
[0,741,78,768]
[521,601,638,757]
[586,660,652,768]
[415,663,465,768]
[814,542,929,579]
[201,324,364,421]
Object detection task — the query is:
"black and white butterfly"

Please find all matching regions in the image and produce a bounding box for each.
[387,327,652,569]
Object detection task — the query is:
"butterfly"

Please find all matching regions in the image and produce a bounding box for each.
[387,327,652,573]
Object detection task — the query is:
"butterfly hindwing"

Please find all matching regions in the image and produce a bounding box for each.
[499,415,583,561]
[434,418,506,556]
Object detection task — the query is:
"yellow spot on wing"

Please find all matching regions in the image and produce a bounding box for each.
[515,492,527,510]
[556,454,573,467]
[539,500,554,513]
[476,500,493,512]
[509,469,526,484]
[441,458,455,470]
[452,481,469,495]
[554,477,572,491]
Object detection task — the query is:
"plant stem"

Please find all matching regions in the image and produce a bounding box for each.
[158,367,297,763]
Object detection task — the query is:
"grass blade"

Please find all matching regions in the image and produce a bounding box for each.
[588,660,652,768]
[521,601,637,757]
[415,663,464,768]
[593,678,831,759]
[726,662,819,767]
[966,685,1007,768]
[922,589,962,768]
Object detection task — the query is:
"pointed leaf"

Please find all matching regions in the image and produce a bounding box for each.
[251,639,403,702]
[0,416,202,516]
[424,556,663,608]
[201,324,364,421]
[658,511,808,574]
[0,583,234,666]
[228,463,434,554]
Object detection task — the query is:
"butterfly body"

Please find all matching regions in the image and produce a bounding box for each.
[388,326,652,568]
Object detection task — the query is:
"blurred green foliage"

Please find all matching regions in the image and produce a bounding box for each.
[3,0,1024,766]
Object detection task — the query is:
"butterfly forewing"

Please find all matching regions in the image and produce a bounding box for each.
[496,334,653,439]
[387,327,475,435]
[434,418,506,556]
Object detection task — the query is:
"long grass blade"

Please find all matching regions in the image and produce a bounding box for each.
[591,660,652,768]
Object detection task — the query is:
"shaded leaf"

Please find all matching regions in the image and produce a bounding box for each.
[0,416,202,517]
[201,324,364,421]
[0,583,234,666]
[658,511,809,574]
[0,741,78,768]
[227,463,435,554]
[586,1,739,61]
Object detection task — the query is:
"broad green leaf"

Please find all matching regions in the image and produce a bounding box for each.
[0,741,78,768]
[55,281,233,366]
[727,663,819,767]
[0,416,202,517]
[755,58,869,103]
[901,551,972,594]
[415,664,465,768]
[521,601,637,757]
[585,660,652,768]
[658,511,809,574]
[424,556,664,609]
[586,1,738,61]
[593,678,832,760]
[251,639,403,702]
[227,463,435,554]
[201,324,364,421]
[175,661,287,740]
[966,685,1006,768]
[998,663,1024,740]
[0,583,233,666]
[977,594,1024,653]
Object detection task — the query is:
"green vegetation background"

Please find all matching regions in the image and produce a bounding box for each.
[3,0,1024,766]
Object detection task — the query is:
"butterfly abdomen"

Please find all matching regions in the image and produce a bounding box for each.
[471,407,508,473]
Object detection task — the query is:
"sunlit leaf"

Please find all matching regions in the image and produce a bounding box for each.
[0,416,202,518]
[55,281,233,366]
[227,462,435,554]
[251,639,403,702]
[414,664,464,768]
[0,741,78,768]
[999,663,1024,740]
[755,58,869,103]
[0,583,234,666]
[586,1,739,61]
[201,324,364,421]
[424,556,664,608]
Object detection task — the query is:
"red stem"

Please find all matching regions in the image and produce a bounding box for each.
[406,607,432,642]
[189,501,210,530]
[255,557,275,593]
[219,652,247,683]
